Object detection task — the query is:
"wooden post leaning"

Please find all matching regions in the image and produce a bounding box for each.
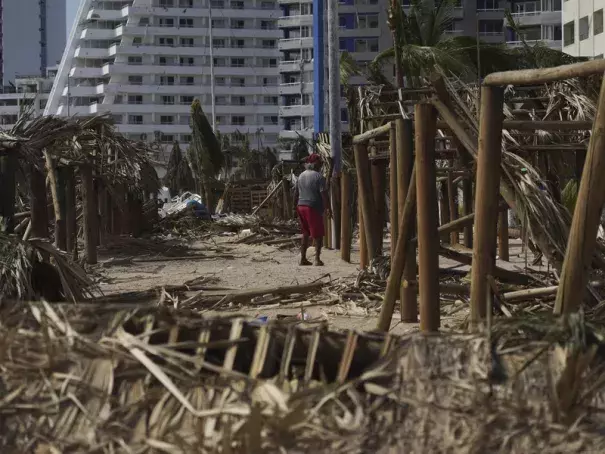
[389,123,398,261]
[555,76,605,314]
[470,85,505,323]
[397,118,418,322]
[415,103,440,332]
[354,143,378,260]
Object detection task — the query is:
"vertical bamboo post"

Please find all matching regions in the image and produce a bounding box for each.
[325,210,332,249]
[354,143,377,260]
[447,161,459,245]
[458,147,474,248]
[64,167,77,257]
[415,103,440,332]
[555,77,605,315]
[30,165,48,239]
[332,174,341,250]
[340,171,352,262]
[80,165,98,264]
[498,201,509,261]
[370,149,386,255]
[358,201,368,268]
[397,118,417,322]
[389,123,398,260]
[470,86,504,323]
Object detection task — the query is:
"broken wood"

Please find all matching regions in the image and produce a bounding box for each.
[352,123,391,144]
[251,180,283,216]
[354,143,378,260]
[504,280,605,302]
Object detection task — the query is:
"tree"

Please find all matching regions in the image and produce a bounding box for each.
[189,99,224,211]
[163,141,183,195]
[291,136,310,163]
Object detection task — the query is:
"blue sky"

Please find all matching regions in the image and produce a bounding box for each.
[66,0,79,38]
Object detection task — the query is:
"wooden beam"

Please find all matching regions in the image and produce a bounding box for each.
[397,118,417,322]
[354,143,378,260]
[555,76,605,314]
[483,59,605,86]
[389,123,398,261]
[415,103,440,332]
[352,123,392,144]
[470,86,505,324]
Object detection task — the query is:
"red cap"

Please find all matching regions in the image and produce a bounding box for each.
[306,154,321,164]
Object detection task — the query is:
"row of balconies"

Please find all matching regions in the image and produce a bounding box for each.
[68,63,279,78]
[61,82,281,97]
[74,44,280,59]
[87,5,279,22]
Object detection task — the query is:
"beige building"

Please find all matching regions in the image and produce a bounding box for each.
[563,0,605,58]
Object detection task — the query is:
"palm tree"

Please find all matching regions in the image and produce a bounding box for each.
[163,141,195,196]
[189,99,224,211]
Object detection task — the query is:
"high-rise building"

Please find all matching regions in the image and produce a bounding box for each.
[45,0,281,164]
[277,0,390,144]
[2,0,66,84]
[562,0,605,58]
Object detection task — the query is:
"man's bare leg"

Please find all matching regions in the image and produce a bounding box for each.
[314,237,324,266]
[300,234,311,265]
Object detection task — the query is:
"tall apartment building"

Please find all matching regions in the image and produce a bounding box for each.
[562,0,605,58]
[45,0,281,164]
[2,0,66,84]
[277,0,389,143]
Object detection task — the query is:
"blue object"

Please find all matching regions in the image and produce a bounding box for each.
[186,200,211,220]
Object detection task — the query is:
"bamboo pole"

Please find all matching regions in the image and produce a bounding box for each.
[483,59,605,86]
[64,167,77,258]
[370,149,387,255]
[415,103,440,332]
[447,162,458,245]
[340,171,352,262]
[358,201,368,269]
[80,165,98,264]
[376,167,417,331]
[498,204,509,261]
[352,123,391,144]
[389,123,398,261]
[470,86,505,323]
[459,149,474,248]
[555,76,605,314]
[397,118,417,322]
[354,143,377,260]
[29,165,48,239]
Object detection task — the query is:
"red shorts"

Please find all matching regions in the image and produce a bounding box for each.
[296,205,325,239]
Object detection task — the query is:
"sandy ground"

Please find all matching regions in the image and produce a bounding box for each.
[95,232,539,335]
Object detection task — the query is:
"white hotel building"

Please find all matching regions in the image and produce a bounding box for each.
[45,0,282,163]
[563,0,605,58]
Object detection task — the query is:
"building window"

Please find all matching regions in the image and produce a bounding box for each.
[262,39,276,48]
[210,0,224,8]
[161,96,175,105]
[180,95,194,104]
[476,0,498,11]
[212,19,226,28]
[231,0,244,9]
[128,114,143,124]
[139,17,150,26]
[564,21,575,46]
[233,96,246,106]
[160,115,174,125]
[231,20,245,29]
[160,134,174,143]
[160,76,175,85]
[341,108,348,122]
[232,39,245,48]
[159,37,175,47]
[159,0,174,6]
[181,134,192,143]
[180,76,195,85]
[231,58,245,67]
[112,114,123,124]
[596,10,604,36]
[181,38,194,47]
[179,18,194,28]
[180,57,195,66]
[478,19,502,35]
[260,20,275,30]
[132,37,142,45]
[128,75,143,85]
[128,56,143,65]
[213,57,226,67]
[179,0,193,6]
[216,77,226,85]
[215,96,227,105]
[232,115,245,125]
[213,38,226,48]
[128,95,143,105]
[232,77,245,87]
[261,1,275,9]
[263,96,278,105]
[159,18,175,27]
[580,16,589,41]
[264,115,278,125]
[180,115,191,125]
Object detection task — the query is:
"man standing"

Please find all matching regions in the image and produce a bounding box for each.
[295,154,330,266]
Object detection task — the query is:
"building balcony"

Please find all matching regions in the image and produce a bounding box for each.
[506,39,562,49]
[279,129,313,140]
[279,59,314,73]
[127,5,279,19]
[80,27,119,40]
[278,15,313,28]
[279,104,313,117]
[279,82,313,95]
[87,7,127,21]
[510,10,561,26]
[278,37,313,51]
[74,47,111,59]
[69,67,104,78]
[62,83,106,97]
[278,0,312,5]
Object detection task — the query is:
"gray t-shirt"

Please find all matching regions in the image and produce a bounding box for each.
[297,169,326,212]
